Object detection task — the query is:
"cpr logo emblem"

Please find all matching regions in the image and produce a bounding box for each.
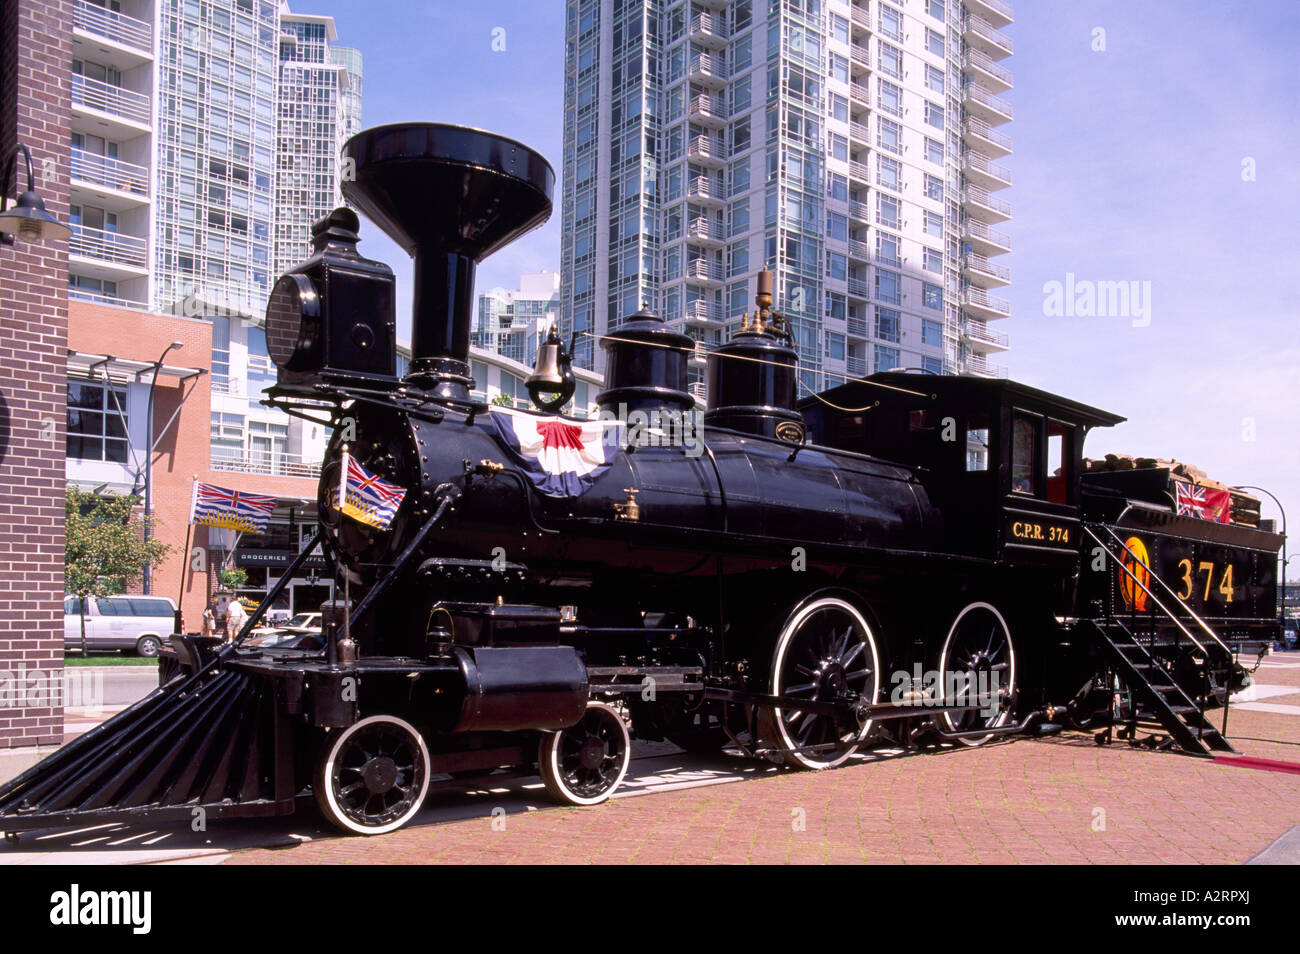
[1118,536,1150,612]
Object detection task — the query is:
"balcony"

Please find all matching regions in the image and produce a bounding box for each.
[963,15,1013,60]
[683,300,726,325]
[686,174,727,206]
[684,258,726,284]
[848,159,871,184]
[71,73,151,132]
[686,217,726,246]
[689,93,728,127]
[962,287,1011,321]
[967,0,1014,29]
[965,355,1009,378]
[690,340,709,365]
[688,381,708,402]
[961,254,1011,289]
[687,52,728,86]
[846,277,870,299]
[70,147,149,208]
[962,322,1010,353]
[960,218,1011,257]
[688,11,727,48]
[850,47,871,70]
[687,134,727,165]
[846,356,868,377]
[962,186,1011,223]
[848,199,871,224]
[849,5,871,31]
[69,224,148,277]
[963,50,1012,94]
[849,83,871,107]
[847,238,871,262]
[849,119,871,143]
[211,450,322,480]
[962,151,1012,191]
[963,118,1012,158]
[73,0,153,66]
[962,84,1013,126]
[68,286,147,310]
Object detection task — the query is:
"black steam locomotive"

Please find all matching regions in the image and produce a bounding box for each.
[0,124,1282,838]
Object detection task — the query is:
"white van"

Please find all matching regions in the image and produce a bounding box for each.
[64,595,179,657]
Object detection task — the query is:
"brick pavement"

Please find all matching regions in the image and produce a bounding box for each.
[224,655,1300,865]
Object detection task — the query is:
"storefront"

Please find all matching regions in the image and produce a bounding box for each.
[211,514,333,620]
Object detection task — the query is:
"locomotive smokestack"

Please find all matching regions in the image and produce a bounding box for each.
[340,123,554,400]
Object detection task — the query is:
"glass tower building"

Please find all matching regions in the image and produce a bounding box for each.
[560,0,1013,394]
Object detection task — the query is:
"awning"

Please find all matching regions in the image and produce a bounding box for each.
[67,348,205,385]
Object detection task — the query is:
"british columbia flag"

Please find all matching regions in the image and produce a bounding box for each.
[1175,481,1232,524]
[190,481,276,533]
[488,406,621,498]
[337,451,407,529]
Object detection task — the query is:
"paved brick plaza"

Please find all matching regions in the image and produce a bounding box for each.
[223,654,1300,865]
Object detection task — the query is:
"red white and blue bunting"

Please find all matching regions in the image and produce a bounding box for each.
[488,407,621,498]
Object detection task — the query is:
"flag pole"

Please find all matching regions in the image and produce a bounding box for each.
[176,475,197,630]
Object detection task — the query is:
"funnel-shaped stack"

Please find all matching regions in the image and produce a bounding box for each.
[341,123,554,399]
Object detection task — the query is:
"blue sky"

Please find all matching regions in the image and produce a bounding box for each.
[310,0,1299,549]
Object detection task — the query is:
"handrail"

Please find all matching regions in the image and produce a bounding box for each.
[1092,522,1233,657]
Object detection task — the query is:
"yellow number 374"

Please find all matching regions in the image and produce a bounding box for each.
[1175,559,1234,603]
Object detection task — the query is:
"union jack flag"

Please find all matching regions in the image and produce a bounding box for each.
[1175,481,1231,524]
[337,450,406,529]
[190,481,276,533]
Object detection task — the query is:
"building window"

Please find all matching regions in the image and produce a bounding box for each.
[922,282,944,310]
[827,251,847,280]
[878,4,902,41]
[925,137,944,164]
[826,332,846,360]
[924,211,943,238]
[925,173,944,202]
[827,211,847,242]
[877,41,902,80]
[926,28,944,57]
[875,270,901,305]
[926,65,945,94]
[877,79,902,117]
[876,154,901,191]
[922,355,943,374]
[875,307,900,343]
[875,231,901,267]
[67,380,129,463]
[829,92,848,123]
[925,102,944,130]
[876,192,901,229]
[875,345,900,372]
[829,53,849,84]
[923,247,943,273]
[922,318,943,347]
[877,116,902,154]
[829,132,848,161]
[928,0,946,20]
[828,171,848,202]
[830,13,849,44]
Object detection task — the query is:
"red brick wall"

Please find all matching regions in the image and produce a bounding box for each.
[0,0,72,747]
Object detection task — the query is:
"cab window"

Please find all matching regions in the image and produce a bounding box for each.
[1047,421,1074,504]
[1011,415,1038,494]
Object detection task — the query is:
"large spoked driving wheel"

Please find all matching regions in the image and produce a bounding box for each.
[315,715,431,835]
[538,701,631,806]
[771,596,881,770]
[938,602,1016,746]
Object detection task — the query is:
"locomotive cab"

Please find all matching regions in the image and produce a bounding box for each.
[801,373,1124,565]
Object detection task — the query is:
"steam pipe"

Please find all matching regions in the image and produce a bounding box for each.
[412,249,475,365]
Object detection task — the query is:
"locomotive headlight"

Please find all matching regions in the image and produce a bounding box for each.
[266,273,322,373]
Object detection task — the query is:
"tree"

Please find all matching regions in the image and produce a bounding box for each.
[65,487,171,656]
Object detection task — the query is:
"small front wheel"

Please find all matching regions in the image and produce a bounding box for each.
[315,715,431,835]
[538,701,631,806]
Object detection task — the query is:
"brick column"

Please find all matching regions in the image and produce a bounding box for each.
[0,0,72,747]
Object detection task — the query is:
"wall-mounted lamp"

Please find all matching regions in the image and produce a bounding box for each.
[0,143,71,247]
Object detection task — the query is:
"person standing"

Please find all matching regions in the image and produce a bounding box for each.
[225,597,248,643]
[201,598,218,639]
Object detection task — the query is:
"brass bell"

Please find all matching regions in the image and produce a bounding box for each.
[526,325,576,412]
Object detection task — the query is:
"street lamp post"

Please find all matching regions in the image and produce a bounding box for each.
[143,341,184,594]
[1233,485,1288,631]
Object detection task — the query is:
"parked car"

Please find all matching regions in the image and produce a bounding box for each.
[240,628,325,651]
[64,594,178,657]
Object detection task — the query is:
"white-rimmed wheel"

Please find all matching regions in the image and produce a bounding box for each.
[938,602,1016,746]
[315,714,431,835]
[770,596,881,770]
[538,701,631,806]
